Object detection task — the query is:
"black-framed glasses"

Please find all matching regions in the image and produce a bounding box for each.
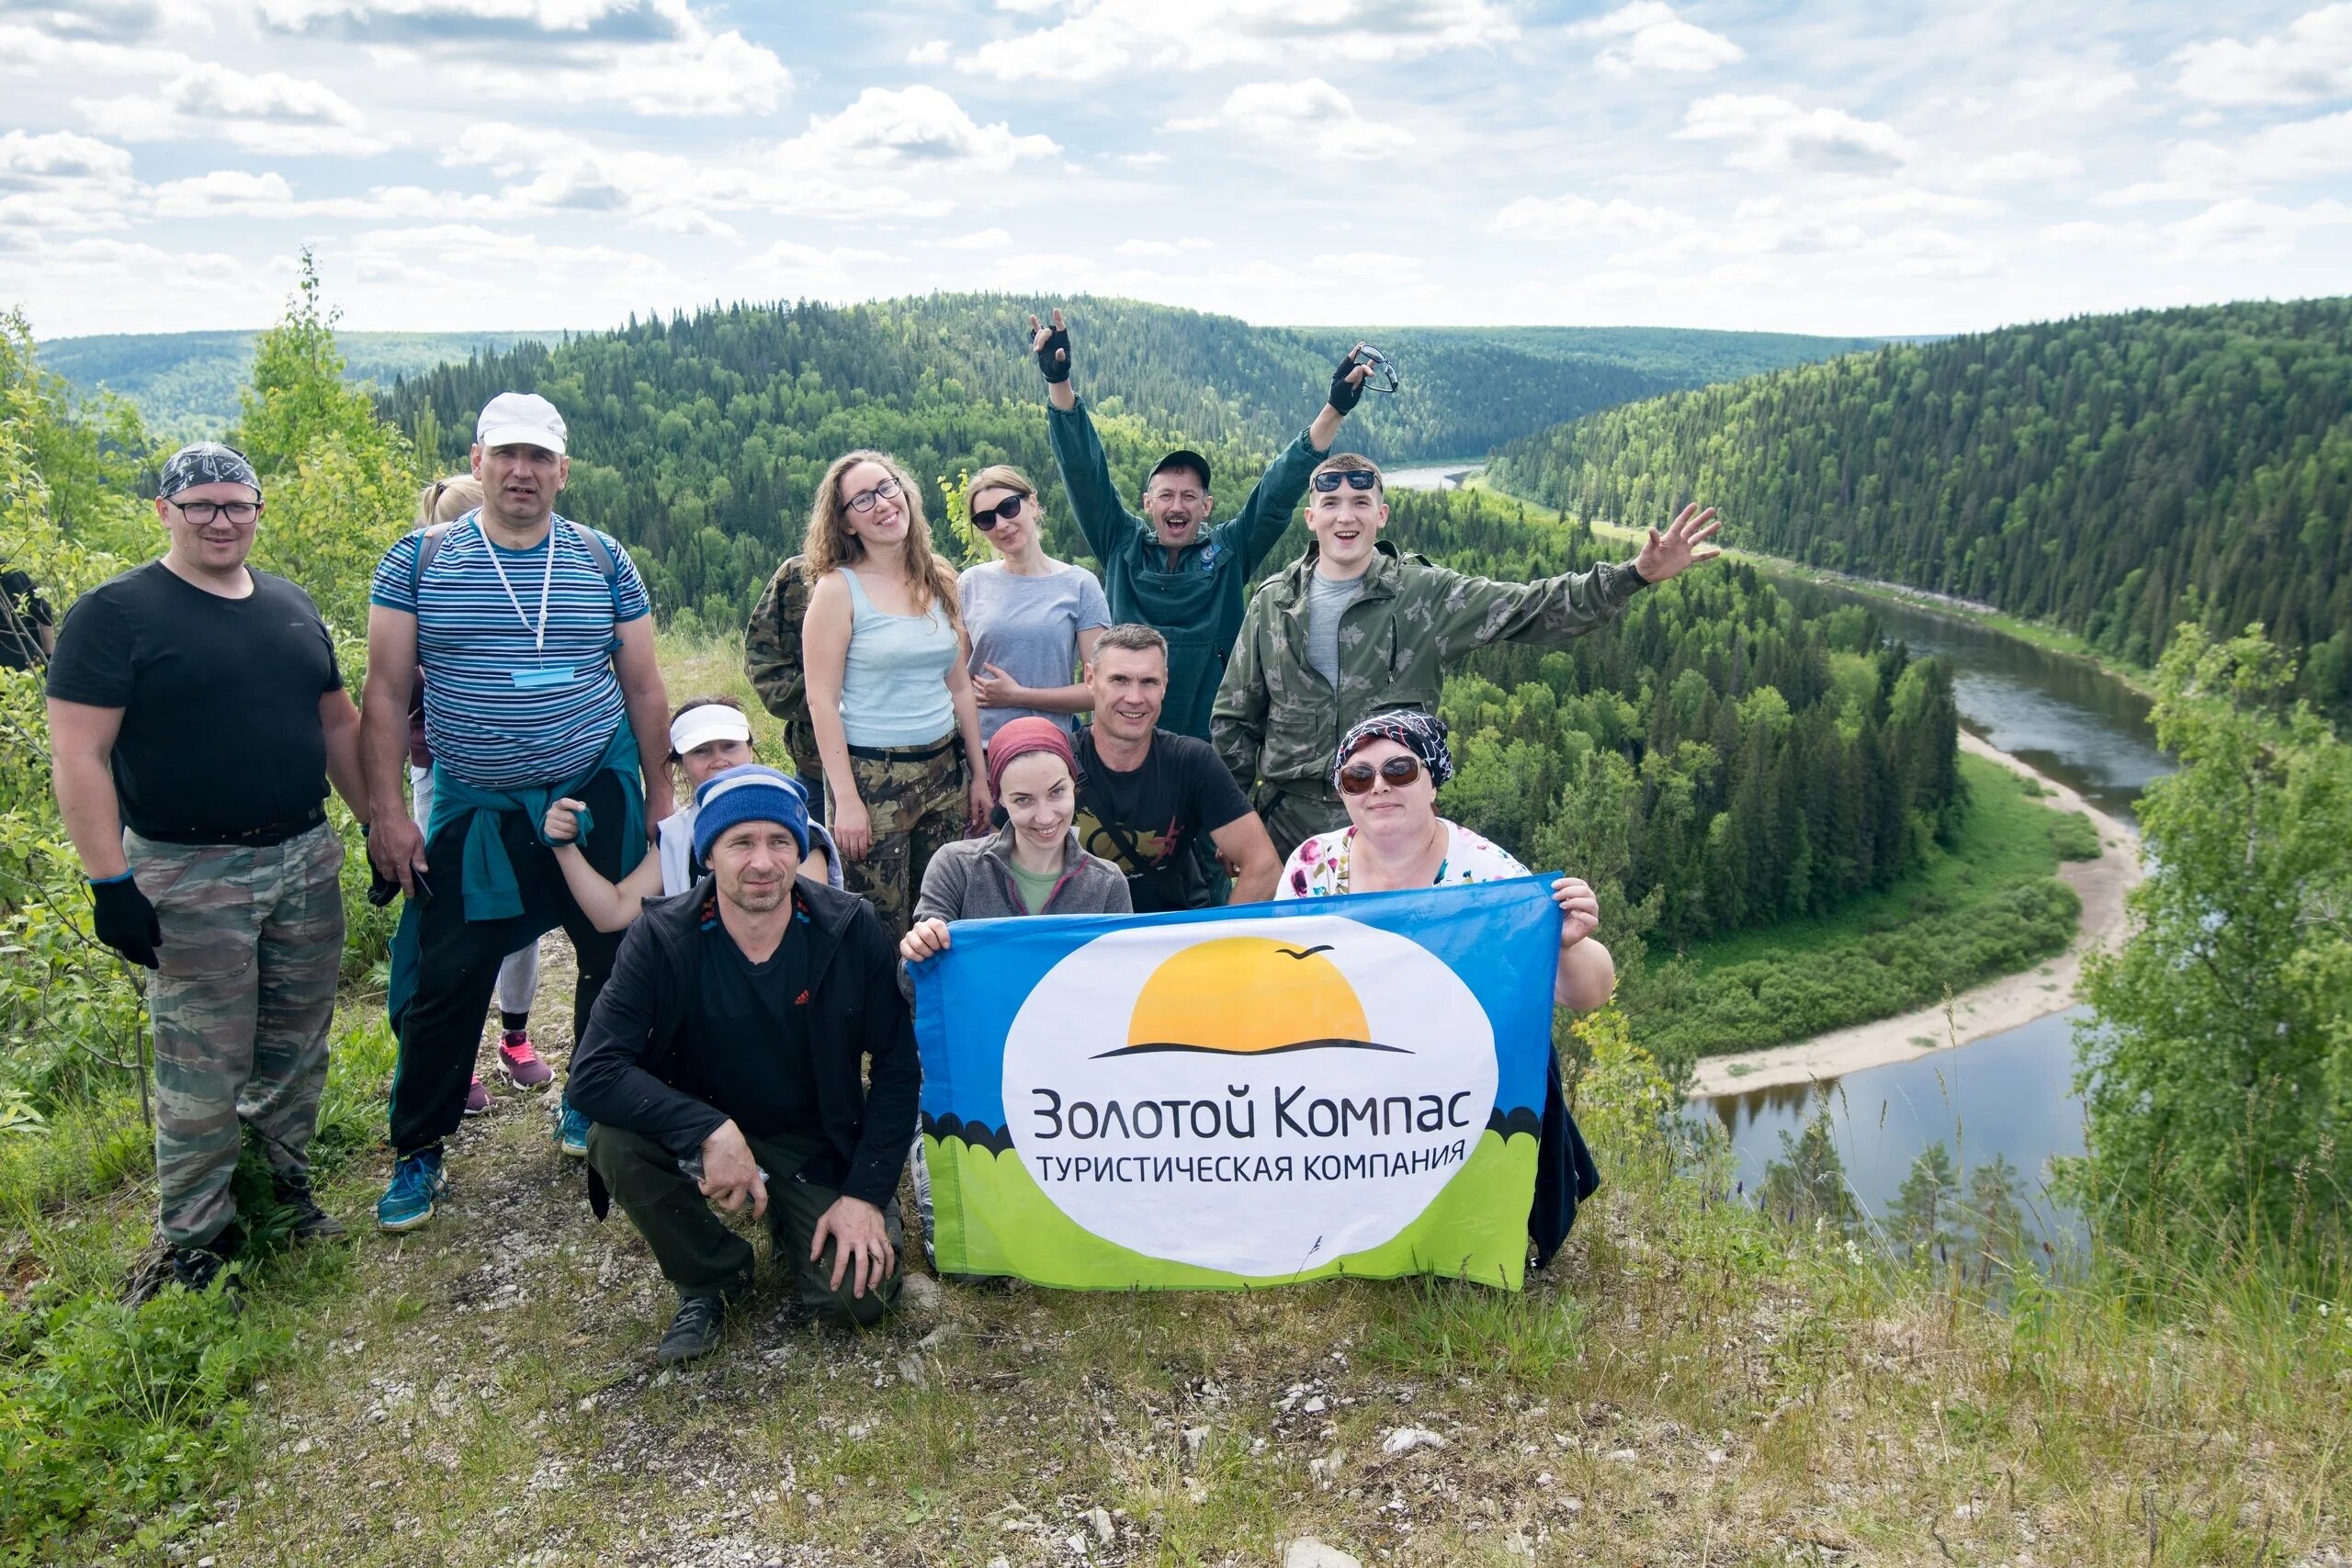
[168,499,263,525]
[1338,754,1422,794]
[1312,469,1381,493]
[1351,345,1401,395]
[971,494,1027,531]
[845,477,902,514]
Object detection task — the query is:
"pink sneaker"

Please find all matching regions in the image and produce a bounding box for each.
[497,1031,553,1089]
[464,1075,491,1116]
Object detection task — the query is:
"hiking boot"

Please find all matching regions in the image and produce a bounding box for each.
[464,1074,492,1116]
[376,1147,447,1233]
[273,1175,348,1243]
[554,1100,591,1158]
[497,1031,553,1089]
[656,1291,737,1366]
[169,1220,247,1297]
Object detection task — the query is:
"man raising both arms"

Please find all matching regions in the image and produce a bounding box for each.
[1035,307,1373,739]
[1214,453,1723,858]
[47,443,366,1292]
[1072,624,1281,912]
[363,392,672,1231]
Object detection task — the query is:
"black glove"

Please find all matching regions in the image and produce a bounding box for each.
[1329,348,1368,414]
[1035,319,1072,384]
[90,874,162,969]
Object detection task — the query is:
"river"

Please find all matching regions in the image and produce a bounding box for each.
[1383,461,2167,1231]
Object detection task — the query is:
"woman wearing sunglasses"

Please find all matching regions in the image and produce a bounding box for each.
[1276,706,1612,1260]
[802,451,991,933]
[957,466,1110,743]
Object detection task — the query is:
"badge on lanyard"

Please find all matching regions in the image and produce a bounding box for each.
[511,666,575,690]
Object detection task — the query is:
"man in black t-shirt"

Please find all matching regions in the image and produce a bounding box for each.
[1072,625,1281,912]
[0,567,53,669]
[45,443,368,1295]
[569,767,917,1365]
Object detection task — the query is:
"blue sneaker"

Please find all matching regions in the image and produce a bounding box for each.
[377,1148,447,1233]
[555,1101,591,1158]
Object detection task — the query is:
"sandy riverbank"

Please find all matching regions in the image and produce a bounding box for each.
[1685,731,2143,1097]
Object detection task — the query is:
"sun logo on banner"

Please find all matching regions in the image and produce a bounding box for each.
[1002,916,1498,1278]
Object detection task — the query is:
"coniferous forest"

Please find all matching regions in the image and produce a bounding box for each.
[1487,299,2352,716]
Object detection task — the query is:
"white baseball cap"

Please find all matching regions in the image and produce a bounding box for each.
[475,391,567,456]
[669,703,753,757]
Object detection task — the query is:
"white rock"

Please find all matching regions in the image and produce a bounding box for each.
[1282,1540,1363,1568]
[1182,1426,1210,1459]
[1705,1449,1726,1465]
[1085,1506,1114,1544]
[1606,1449,1639,1462]
[987,1558,1010,1568]
[896,1356,926,1387]
[901,1274,943,1311]
[1309,1451,1346,1489]
[1303,1395,1328,1415]
[1381,1427,1446,1457]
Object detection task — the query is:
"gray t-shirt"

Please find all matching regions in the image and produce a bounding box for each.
[1306,570,1368,688]
[959,560,1113,741]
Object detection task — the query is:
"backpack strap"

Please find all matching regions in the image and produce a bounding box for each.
[408,513,621,608]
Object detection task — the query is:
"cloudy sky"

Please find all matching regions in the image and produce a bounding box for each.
[4,1,2346,339]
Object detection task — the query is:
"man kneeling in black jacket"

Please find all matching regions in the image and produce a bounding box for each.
[569,765,918,1364]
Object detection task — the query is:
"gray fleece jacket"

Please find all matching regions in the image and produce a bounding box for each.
[914,823,1132,925]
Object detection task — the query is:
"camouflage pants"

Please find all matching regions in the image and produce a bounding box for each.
[843,739,968,934]
[1255,785,1351,864]
[125,821,345,1247]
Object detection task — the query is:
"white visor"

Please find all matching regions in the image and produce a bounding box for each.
[669,704,752,756]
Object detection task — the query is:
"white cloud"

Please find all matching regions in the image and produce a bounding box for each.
[2101,108,2352,204]
[1676,93,1914,173]
[1566,3,1742,78]
[906,38,951,66]
[2173,5,2352,107]
[1964,151,2081,184]
[922,227,1015,251]
[2162,196,2352,260]
[76,68,393,156]
[1114,237,1212,255]
[963,0,1515,83]
[0,129,138,231]
[2009,67,2139,117]
[790,85,1058,170]
[1167,79,1415,161]
[1491,192,1692,241]
[745,239,896,299]
[2040,220,2151,250]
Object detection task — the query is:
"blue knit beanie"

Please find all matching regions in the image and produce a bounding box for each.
[692,765,810,863]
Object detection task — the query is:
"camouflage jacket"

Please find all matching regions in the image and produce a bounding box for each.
[1211,541,1645,801]
[742,554,823,784]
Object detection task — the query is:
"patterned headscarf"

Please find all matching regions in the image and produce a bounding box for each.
[1330,707,1454,791]
[158,442,260,500]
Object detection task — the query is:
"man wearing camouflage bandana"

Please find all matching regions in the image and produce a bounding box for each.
[46,442,368,1293]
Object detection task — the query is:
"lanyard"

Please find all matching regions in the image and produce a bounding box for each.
[481,520,559,655]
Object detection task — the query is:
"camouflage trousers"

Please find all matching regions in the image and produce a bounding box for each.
[124,820,345,1247]
[843,737,969,934]
[1255,785,1351,864]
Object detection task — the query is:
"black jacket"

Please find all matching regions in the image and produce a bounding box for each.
[569,876,920,1211]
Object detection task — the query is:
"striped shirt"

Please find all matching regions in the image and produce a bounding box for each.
[369,513,650,789]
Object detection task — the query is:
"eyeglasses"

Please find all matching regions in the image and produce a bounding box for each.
[1312,469,1381,493]
[845,477,902,514]
[971,494,1027,531]
[1338,754,1422,794]
[168,499,263,525]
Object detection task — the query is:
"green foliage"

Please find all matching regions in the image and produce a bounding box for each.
[1566,1006,1679,1155]
[1489,298,2352,717]
[2049,809,2101,860]
[2072,626,2352,1253]
[1758,1102,1860,1231]
[38,328,548,443]
[1887,1141,1959,1260]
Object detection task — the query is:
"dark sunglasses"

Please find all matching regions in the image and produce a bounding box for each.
[1338,754,1422,794]
[1312,469,1381,493]
[971,493,1027,531]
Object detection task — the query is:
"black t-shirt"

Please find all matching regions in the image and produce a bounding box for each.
[1073,726,1251,914]
[684,907,820,1141]
[0,570,52,671]
[44,561,342,840]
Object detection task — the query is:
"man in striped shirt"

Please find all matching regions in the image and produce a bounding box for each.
[362,391,673,1232]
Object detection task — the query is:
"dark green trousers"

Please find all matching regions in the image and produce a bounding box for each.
[587,1123,902,1326]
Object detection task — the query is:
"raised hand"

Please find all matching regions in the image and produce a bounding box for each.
[1550,875,1600,947]
[1633,503,1724,584]
[1328,344,1374,415]
[1028,309,1071,384]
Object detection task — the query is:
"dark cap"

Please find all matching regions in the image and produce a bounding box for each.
[1148,449,1212,492]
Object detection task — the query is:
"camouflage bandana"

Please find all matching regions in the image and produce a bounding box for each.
[158,442,260,500]
[1330,707,1455,791]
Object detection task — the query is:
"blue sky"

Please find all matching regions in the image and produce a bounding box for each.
[3,1,2346,338]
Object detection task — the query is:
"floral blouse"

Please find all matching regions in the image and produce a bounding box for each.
[1275,819,1531,899]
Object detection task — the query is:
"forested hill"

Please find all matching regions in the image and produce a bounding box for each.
[1487,298,2352,716]
[37,330,547,442]
[379,294,1871,634]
